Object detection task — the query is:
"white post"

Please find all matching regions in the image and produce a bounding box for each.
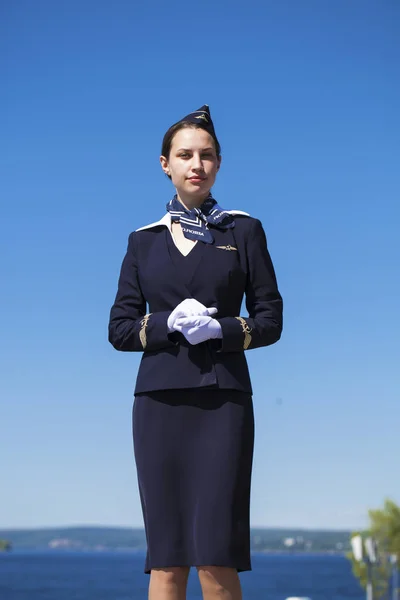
[366,581,373,600]
[390,555,398,600]
[365,537,378,600]
[366,562,373,600]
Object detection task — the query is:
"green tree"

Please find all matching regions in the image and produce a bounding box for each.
[348,499,400,599]
[0,539,12,551]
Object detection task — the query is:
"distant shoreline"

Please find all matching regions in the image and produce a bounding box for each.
[1,547,348,557]
[0,526,352,554]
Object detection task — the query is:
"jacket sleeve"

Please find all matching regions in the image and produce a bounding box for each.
[217,218,283,352]
[108,232,177,352]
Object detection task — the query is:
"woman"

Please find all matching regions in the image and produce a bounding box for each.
[108,105,283,600]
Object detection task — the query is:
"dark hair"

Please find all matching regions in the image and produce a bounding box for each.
[161,122,221,161]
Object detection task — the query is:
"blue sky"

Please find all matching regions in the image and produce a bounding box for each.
[1,0,399,531]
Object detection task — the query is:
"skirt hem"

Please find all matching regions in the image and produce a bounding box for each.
[144,562,252,575]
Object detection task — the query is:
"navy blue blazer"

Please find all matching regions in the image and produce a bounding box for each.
[108,212,283,394]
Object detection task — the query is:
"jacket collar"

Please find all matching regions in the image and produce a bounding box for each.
[136,211,250,232]
[136,213,172,232]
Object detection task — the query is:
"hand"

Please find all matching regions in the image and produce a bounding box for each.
[173,315,222,345]
[167,299,217,333]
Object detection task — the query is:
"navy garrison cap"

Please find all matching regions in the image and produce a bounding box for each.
[178,104,216,136]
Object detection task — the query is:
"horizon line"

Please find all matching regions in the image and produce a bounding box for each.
[0,524,358,533]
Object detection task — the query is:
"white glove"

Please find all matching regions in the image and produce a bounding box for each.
[167,299,217,333]
[173,315,222,345]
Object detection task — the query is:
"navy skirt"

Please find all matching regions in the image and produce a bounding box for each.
[133,388,254,573]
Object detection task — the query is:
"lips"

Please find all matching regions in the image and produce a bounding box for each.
[188,177,206,181]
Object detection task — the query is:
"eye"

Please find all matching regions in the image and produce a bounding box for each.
[179,153,190,158]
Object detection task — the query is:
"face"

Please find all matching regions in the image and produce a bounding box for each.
[160,127,221,206]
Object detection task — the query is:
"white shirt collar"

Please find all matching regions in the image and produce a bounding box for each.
[136,213,172,232]
[135,211,250,232]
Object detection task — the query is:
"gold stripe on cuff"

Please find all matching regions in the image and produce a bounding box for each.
[139,314,152,349]
[235,317,252,350]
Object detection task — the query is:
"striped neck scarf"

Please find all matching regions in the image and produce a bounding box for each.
[166,193,235,244]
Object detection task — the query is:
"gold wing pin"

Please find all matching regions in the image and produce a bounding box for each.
[215,245,238,251]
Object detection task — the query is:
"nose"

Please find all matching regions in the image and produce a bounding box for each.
[191,153,204,172]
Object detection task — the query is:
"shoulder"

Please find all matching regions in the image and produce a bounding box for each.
[135,213,171,233]
[231,214,265,237]
[125,214,171,246]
